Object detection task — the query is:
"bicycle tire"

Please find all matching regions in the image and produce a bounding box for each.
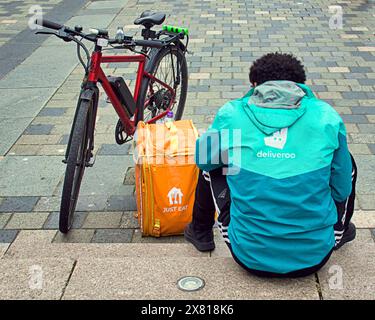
[137,45,188,123]
[59,99,92,233]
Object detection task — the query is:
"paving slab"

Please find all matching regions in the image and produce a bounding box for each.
[0,156,64,196]
[0,196,39,212]
[318,229,375,300]
[120,211,138,228]
[357,194,375,210]
[0,258,75,299]
[91,229,133,243]
[53,229,95,243]
[42,211,86,230]
[0,243,9,258]
[351,155,375,194]
[54,156,134,196]
[6,230,209,259]
[75,195,108,212]
[8,144,42,156]
[348,144,371,155]
[0,88,54,119]
[0,230,18,243]
[5,212,50,230]
[63,257,319,300]
[107,194,136,211]
[82,212,123,229]
[352,211,375,228]
[97,144,131,155]
[0,117,36,155]
[34,196,61,212]
[38,108,67,117]
[0,213,11,229]
[0,45,78,89]
[86,0,126,10]
[24,124,54,135]
[17,134,61,145]
[43,212,60,230]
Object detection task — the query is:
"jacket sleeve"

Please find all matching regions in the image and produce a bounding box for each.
[195,106,229,172]
[330,122,353,202]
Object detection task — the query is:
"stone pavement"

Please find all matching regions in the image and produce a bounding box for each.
[0,0,375,299]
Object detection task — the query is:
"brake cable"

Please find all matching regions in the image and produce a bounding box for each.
[72,37,91,74]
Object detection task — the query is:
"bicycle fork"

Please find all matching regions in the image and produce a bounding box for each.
[63,85,99,168]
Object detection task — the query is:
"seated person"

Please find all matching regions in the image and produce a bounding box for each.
[185,52,357,278]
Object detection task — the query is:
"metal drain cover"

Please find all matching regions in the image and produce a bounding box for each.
[177,276,205,292]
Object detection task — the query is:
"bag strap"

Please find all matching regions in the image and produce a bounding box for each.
[165,121,179,155]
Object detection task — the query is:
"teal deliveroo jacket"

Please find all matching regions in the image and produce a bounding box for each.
[195,80,353,274]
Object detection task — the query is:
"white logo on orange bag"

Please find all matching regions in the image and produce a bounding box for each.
[167,187,183,205]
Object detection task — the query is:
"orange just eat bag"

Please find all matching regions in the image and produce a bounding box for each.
[134,120,199,237]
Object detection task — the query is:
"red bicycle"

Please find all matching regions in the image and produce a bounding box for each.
[35,11,189,233]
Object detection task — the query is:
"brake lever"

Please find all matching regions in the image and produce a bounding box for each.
[35,31,57,36]
[35,29,73,42]
[56,29,74,42]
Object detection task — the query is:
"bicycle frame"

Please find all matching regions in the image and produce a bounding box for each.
[86,50,176,136]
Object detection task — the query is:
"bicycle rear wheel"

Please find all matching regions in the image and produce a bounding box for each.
[59,98,93,233]
[137,45,188,123]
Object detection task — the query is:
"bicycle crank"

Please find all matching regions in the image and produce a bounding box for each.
[115,119,133,145]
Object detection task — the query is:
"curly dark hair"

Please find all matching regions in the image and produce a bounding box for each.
[249,52,306,85]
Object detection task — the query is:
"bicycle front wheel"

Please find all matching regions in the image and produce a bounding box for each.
[137,45,188,123]
[59,98,93,233]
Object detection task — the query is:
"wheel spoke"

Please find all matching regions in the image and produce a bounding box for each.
[141,48,186,123]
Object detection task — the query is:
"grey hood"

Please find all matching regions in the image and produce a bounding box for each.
[245,80,307,134]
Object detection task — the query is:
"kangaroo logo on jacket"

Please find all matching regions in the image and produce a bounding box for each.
[264,128,288,149]
[257,127,296,159]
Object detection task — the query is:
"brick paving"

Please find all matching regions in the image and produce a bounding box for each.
[0,0,374,244]
[0,0,374,271]
[0,0,375,241]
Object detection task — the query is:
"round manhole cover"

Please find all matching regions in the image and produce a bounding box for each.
[177,276,205,292]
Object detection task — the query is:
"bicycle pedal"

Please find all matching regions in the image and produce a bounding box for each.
[85,152,96,167]
[86,156,96,167]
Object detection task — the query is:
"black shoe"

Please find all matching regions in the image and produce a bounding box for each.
[334,222,356,250]
[184,223,215,252]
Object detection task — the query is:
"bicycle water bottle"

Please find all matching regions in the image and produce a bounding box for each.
[156,111,173,124]
[165,111,174,123]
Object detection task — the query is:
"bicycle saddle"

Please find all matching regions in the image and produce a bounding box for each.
[134,11,166,28]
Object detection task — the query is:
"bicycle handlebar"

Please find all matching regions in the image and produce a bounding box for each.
[35,19,185,49]
[131,39,164,48]
[35,18,63,31]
